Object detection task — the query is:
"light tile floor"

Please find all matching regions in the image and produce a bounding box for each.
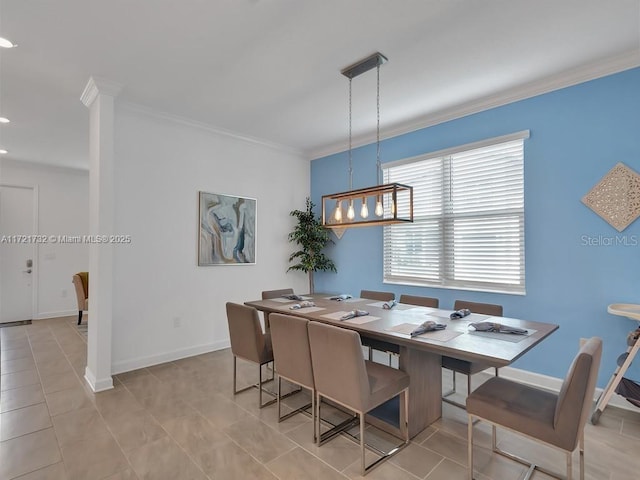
[2,316,640,479]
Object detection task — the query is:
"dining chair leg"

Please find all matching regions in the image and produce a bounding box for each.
[468,414,474,480]
[402,389,409,443]
[566,450,573,480]
[315,391,321,446]
[232,355,237,394]
[467,373,472,396]
[276,375,282,420]
[360,411,366,476]
[311,389,316,442]
[259,363,263,407]
[492,425,497,450]
[579,430,585,480]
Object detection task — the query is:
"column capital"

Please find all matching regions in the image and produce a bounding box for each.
[80,76,123,108]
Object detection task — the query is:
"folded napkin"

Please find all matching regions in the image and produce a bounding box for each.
[382,300,397,310]
[469,321,527,335]
[450,308,471,319]
[282,294,304,301]
[289,301,316,310]
[411,320,447,337]
[340,309,369,320]
[330,294,353,301]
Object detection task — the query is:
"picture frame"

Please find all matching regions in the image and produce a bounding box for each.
[198,191,257,265]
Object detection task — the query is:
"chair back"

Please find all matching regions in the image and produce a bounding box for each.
[262,288,294,299]
[553,337,602,448]
[308,322,370,411]
[399,294,438,308]
[269,313,314,390]
[454,300,503,316]
[72,273,88,309]
[360,290,394,302]
[226,302,270,364]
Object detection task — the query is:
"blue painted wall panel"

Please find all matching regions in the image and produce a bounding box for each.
[310,67,640,386]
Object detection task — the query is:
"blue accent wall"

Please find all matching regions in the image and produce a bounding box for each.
[311,67,640,386]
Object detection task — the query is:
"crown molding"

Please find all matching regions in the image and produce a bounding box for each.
[80,76,123,107]
[307,50,640,161]
[0,156,89,172]
[119,101,305,158]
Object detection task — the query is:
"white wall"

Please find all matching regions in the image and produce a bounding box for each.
[111,106,310,373]
[0,159,90,318]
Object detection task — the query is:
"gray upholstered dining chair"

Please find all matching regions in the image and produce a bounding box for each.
[225,302,275,408]
[360,290,398,363]
[399,294,439,308]
[442,300,503,408]
[261,288,295,299]
[260,288,295,329]
[308,321,409,475]
[360,290,395,302]
[467,337,602,480]
[269,313,316,440]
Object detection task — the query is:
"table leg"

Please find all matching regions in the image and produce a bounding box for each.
[399,346,442,438]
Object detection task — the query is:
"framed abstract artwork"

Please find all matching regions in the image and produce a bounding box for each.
[198,191,257,265]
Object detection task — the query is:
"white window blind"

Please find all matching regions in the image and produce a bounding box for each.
[383,133,527,294]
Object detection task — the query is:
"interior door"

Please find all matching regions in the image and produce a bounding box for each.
[0,185,35,324]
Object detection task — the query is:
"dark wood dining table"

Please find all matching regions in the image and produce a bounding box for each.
[245,293,559,438]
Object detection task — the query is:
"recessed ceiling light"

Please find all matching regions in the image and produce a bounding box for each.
[0,117,10,124]
[0,149,8,154]
[0,37,16,48]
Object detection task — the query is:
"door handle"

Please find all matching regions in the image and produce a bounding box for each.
[23,269,32,274]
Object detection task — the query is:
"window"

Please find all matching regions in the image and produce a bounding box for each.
[383,131,528,294]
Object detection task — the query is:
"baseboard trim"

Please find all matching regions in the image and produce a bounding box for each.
[35,309,77,320]
[84,366,114,392]
[499,365,635,412]
[111,340,230,375]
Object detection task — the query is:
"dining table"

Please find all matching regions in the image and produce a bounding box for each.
[245,293,559,439]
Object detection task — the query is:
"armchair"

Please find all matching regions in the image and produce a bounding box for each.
[72,272,88,325]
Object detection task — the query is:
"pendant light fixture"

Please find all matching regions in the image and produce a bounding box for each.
[322,52,413,229]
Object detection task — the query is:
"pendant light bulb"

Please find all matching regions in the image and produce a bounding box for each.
[360,198,369,219]
[347,200,355,221]
[375,196,384,217]
[333,201,343,223]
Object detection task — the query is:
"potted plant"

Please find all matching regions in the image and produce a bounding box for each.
[288,198,337,293]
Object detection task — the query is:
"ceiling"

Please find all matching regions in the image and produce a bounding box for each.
[0,0,639,170]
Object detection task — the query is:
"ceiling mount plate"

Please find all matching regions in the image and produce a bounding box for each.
[341,52,388,79]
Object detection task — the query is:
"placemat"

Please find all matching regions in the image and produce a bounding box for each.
[321,311,379,323]
[402,306,438,314]
[324,296,363,303]
[275,305,325,313]
[385,323,463,342]
[366,301,389,308]
[437,312,491,322]
[468,328,537,343]
[343,315,380,325]
[270,296,312,303]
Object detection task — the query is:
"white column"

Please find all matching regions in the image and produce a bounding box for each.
[80,77,122,392]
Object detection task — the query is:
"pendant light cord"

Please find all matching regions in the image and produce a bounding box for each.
[376,64,381,186]
[348,77,353,190]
